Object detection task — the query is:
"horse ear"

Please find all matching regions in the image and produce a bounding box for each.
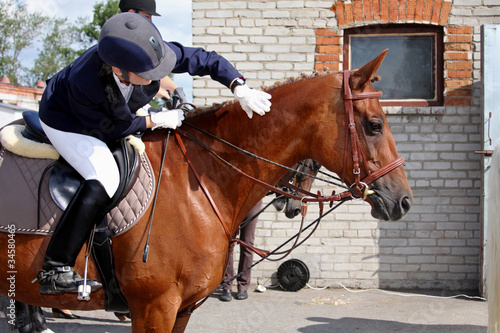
[351,49,388,90]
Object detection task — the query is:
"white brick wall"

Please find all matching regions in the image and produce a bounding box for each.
[192,0,500,291]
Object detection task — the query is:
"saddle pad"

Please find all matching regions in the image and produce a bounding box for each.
[0,146,155,236]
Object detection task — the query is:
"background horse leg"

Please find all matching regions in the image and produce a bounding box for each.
[13,302,52,333]
[14,301,33,333]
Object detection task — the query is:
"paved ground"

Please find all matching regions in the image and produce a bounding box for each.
[0,285,488,332]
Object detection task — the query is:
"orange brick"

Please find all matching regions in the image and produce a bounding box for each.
[316,28,339,37]
[423,0,433,21]
[431,0,442,24]
[447,70,473,79]
[445,43,472,52]
[444,52,470,60]
[439,0,451,26]
[345,1,354,24]
[446,88,472,97]
[407,0,416,20]
[336,2,346,26]
[447,26,473,35]
[315,54,341,62]
[317,45,343,54]
[364,0,373,21]
[445,61,472,70]
[317,37,342,45]
[389,0,398,21]
[447,35,473,43]
[381,0,389,22]
[398,0,407,21]
[444,97,472,106]
[354,0,363,21]
[414,0,425,21]
[373,0,381,20]
[444,80,472,88]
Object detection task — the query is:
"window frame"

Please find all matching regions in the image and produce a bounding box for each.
[344,24,444,107]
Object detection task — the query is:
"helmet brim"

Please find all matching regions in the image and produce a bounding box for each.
[135,41,175,81]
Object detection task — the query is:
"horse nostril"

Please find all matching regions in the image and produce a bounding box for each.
[401,196,411,213]
[293,208,301,217]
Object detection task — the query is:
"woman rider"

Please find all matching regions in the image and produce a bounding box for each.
[35,12,271,295]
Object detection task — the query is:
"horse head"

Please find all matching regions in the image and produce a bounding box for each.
[273,159,321,218]
[306,49,413,221]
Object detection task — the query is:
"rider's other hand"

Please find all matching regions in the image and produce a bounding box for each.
[234,84,272,119]
[150,109,184,130]
[172,87,188,109]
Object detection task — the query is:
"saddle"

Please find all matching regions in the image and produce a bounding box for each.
[22,110,140,213]
[15,111,143,312]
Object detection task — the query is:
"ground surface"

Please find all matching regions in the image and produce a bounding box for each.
[0,286,487,332]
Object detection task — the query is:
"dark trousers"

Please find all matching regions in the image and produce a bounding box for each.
[223,201,262,291]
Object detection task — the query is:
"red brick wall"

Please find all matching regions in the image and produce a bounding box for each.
[318,0,472,106]
[0,83,44,102]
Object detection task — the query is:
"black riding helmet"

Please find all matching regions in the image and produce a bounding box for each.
[119,0,160,16]
[98,13,175,81]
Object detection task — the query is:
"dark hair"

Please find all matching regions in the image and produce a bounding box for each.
[99,63,120,105]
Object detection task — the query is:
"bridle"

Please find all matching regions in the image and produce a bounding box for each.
[341,70,405,199]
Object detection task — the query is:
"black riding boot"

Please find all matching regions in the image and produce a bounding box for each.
[36,179,110,295]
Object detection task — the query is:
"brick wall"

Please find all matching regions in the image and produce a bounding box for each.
[0,82,43,111]
[192,0,500,291]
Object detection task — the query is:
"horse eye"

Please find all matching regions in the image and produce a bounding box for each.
[369,120,383,133]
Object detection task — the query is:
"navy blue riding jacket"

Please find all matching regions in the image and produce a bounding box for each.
[39,42,242,142]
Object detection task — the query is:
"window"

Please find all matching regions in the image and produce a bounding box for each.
[344,25,443,106]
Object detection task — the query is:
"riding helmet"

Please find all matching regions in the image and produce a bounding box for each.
[97,12,175,80]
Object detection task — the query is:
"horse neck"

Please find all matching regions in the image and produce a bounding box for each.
[167,72,343,228]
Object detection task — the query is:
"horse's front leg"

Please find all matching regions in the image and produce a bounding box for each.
[129,296,180,333]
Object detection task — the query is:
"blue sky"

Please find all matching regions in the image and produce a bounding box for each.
[22,0,193,98]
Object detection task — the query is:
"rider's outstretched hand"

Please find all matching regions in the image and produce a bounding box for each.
[150,109,184,130]
[234,84,272,119]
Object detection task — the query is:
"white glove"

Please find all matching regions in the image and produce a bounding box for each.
[150,109,184,130]
[234,84,272,119]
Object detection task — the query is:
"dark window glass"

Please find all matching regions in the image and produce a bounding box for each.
[344,25,443,106]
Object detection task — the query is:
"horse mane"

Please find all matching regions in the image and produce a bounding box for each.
[186,69,334,119]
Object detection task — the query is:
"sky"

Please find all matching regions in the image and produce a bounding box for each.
[22,0,193,99]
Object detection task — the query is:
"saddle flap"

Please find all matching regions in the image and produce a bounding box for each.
[48,138,141,212]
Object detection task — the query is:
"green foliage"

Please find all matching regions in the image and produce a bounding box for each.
[79,0,120,48]
[0,0,48,85]
[29,18,81,85]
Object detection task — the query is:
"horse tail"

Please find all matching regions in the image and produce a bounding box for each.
[488,140,500,333]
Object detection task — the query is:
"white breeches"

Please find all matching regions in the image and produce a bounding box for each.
[40,121,120,198]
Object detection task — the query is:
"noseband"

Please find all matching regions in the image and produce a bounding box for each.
[342,70,405,199]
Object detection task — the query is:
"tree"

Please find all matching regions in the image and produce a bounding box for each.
[79,0,120,48]
[29,18,81,85]
[0,0,48,85]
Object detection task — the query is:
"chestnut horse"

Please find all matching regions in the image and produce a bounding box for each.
[0,50,412,332]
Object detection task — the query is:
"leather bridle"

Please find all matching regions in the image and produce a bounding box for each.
[342,70,405,199]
